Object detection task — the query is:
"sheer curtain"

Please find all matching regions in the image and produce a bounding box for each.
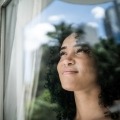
[0,0,53,120]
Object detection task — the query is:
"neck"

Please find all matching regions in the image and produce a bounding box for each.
[74,86,109,120]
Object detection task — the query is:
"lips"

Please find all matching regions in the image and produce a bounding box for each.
[62,70,78,75]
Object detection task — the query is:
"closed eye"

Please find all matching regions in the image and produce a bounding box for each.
[76,47,90,54]
[76,48,84,53]
[59,51,66,57]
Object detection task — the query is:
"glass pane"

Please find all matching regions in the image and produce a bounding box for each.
[24,1,120,120]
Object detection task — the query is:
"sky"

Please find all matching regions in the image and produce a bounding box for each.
[24,0,114,83]
[40,1,112,24]
[39,0,113,36]
[24,0,114,51]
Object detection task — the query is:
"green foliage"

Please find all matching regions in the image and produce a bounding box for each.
[93,38,120,106]
[47,21,84,45]
[31,21,120,120]
[39,89,51,102]
[93,38,120,78]
[27,89,58,120]
[45,22,120,119]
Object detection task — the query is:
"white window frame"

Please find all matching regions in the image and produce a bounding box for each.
[0,0,13,120]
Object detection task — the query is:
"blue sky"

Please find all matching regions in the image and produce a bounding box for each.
[24,1,115,83]
[24,1,114,51]
[41,1,112,23]
[39,0,113,37]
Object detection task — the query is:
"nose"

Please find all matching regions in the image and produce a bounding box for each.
[63,54,75,66]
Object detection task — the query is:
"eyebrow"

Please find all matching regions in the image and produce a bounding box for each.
[60,43,90,51]
[60,46,67,51]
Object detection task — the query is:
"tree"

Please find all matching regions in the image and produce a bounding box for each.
[26,89,57,120]
[45,22,120,119]
[29,21,120,120]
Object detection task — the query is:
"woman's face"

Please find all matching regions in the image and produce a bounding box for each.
[57,33,98,91]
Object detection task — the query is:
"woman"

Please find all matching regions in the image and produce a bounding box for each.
[46,29,120,120]
[57,32,110,120]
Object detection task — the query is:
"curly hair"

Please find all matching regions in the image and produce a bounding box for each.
[45,29,120,120]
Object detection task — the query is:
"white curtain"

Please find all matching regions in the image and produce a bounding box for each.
[0,0,53,120]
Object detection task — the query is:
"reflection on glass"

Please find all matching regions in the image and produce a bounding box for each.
[24,1,120,120]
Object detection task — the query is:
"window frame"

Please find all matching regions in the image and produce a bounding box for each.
[0,0,12,120]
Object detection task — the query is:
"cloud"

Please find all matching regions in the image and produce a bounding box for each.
[91,6,105,19]
[48,15,65,22]
[24,23,55,51]
[87,22,98,28]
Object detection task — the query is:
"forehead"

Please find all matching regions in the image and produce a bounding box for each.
[61,33,78,47]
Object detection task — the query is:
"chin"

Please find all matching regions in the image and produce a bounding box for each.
[62,84,77,91]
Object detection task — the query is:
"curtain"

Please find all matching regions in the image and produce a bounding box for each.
[2,0,53,120]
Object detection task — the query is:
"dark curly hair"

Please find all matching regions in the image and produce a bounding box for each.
[45,28,120,120]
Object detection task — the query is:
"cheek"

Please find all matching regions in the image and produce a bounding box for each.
[77,59,97,75]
